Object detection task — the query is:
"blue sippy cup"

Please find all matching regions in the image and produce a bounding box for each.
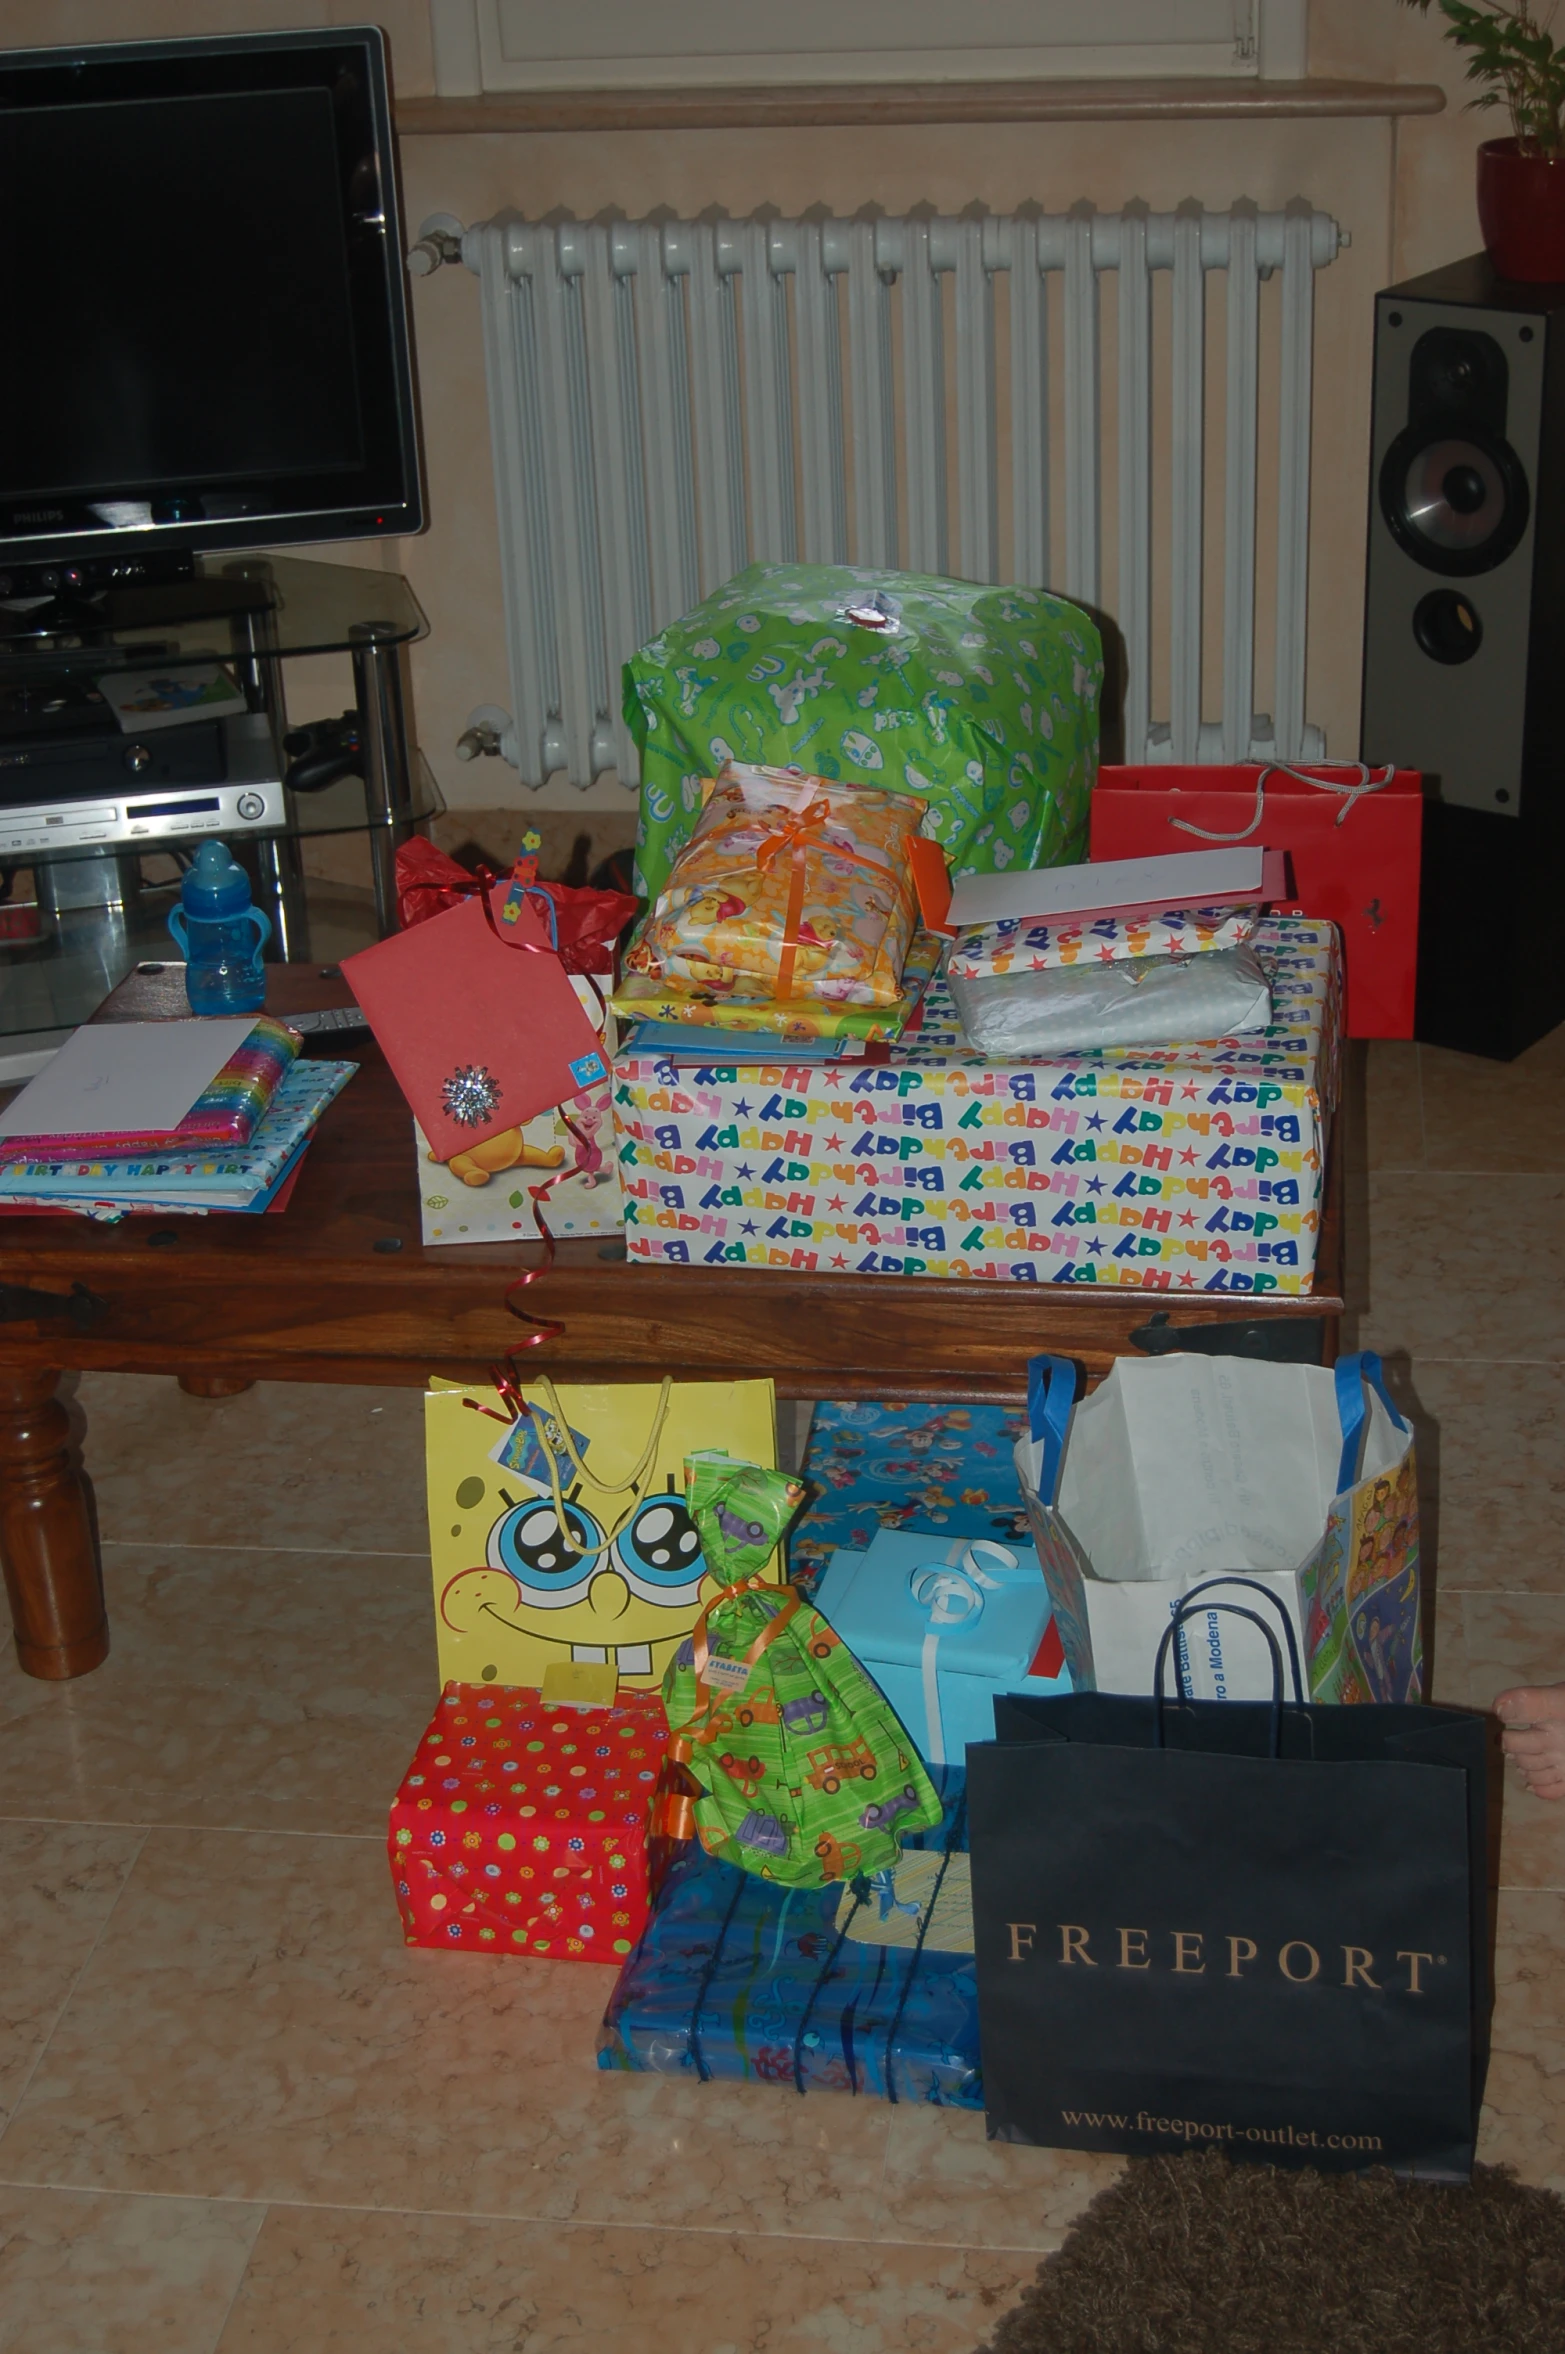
[167,840,271,1015]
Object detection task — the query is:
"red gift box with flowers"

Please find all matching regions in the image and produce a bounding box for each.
[388,1682,668,1961]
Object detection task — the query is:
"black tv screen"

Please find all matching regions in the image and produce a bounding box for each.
[0,26,422,574]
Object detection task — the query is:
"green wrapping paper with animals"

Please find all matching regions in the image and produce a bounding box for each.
[660,1455,943,1887]
[624,564,1103,901]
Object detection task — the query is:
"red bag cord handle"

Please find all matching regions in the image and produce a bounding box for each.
[1167,760,1396,844]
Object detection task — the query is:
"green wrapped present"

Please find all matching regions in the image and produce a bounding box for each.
[624,564,1103,902]
[661,1454,942,1888]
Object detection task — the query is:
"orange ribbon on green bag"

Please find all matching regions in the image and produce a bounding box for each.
[654,1572,803,1843]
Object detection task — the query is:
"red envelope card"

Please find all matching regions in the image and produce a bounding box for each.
[342,887,610,1158]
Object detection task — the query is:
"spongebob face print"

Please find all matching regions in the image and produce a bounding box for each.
[425,1380,778,1690]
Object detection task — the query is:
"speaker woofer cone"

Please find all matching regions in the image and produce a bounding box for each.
[1380,425,1529,576]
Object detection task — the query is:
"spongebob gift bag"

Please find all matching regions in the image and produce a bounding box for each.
[660,1456,943,1888]
[426,1378,778,1692]
[624,563,1103,901]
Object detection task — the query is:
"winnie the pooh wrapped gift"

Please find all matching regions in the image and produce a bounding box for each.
[625,765,925,1009]
[624,563,1102,901]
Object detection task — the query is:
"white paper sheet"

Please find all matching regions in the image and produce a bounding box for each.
[0,1017,256,1141]
[946,848,1266,930]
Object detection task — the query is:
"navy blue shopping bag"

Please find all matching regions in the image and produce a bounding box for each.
[968,1601,1489,2178]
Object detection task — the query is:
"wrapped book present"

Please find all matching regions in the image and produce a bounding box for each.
[0,1013,300,1164]
[627,766,926,1009]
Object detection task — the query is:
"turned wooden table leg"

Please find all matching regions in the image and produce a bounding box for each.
[178,1374,255,1399]
[0,1366,107,1679]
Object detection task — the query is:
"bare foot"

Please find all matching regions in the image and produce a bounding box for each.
[1495,1684,1565,1800]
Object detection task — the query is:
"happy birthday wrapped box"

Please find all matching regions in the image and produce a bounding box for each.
[389,1682,667,1962]
[612,916,1340,1296]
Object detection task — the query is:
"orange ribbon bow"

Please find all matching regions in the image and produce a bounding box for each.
[752,797,908,1001]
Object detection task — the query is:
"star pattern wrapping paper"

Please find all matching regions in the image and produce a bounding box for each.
[611,917,1339,1295]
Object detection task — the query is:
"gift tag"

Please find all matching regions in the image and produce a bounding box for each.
[541,1659,619,1707]
[842,1849,974,1954]
[701,1653,753,1698]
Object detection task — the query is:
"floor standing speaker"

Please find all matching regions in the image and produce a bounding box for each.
[1361,254,1565,1059]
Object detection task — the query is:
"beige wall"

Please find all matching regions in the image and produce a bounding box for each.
[4,2,1495,830]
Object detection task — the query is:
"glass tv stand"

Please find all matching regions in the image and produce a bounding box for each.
[0,553,438,1056]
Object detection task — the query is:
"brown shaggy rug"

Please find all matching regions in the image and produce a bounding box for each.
[976,2152,1565,2354]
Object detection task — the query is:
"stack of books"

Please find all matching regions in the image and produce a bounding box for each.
[0,1014,354,1220]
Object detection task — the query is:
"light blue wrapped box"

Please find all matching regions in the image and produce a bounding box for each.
[815,1531,1071,1770]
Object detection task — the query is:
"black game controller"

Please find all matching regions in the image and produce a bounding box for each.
[283,710,361,794]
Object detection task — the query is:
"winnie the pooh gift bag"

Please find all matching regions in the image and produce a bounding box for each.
[659,1455,942,1888]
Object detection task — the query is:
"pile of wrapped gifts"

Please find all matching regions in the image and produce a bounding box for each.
[339,558,1414,1300]
[388,1349,1489,2177]
[0,1012,353,1219]
[361,559,1475,2177]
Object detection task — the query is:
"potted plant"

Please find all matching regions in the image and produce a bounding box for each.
[1406,1,1565,279]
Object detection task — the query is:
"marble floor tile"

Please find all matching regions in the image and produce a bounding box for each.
[1420,1024,1565,1175]
[0,1822,143,2130]
[72,1374,429,1555]
[1387,1359,1565,1596]
[0,1545,437,1837]
[215,2208,1028,2354]
[0,2184,262,2354]
[1360,1174,1565,1363]
[1459,1591,1565,1711]
[878,2102,1121,2252]
[0,1828,894,2242]
[1363,1040,1424,1174]
[1425,1585,1468,1711]
[1476,1889,1565,2194]
[1457,1592,1565,1894]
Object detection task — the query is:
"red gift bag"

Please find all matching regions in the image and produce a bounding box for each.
[1090,763,1423,1039]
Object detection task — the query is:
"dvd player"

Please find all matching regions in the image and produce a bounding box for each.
[0,714,284,857]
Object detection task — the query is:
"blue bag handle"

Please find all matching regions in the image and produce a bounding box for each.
[1152,1600,1288,1760]
[1332,1351,1408,1497]
[1025,1355,1076,1505]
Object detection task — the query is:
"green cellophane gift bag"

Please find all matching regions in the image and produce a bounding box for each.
[625,564,1103,901]
[660,1454,942,1888]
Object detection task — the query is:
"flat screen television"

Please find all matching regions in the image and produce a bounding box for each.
[0,24,423,600]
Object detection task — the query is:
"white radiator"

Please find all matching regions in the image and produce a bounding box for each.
[449,201,1345,788]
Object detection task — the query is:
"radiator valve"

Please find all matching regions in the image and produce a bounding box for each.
[455,705,519,767]
[407,213,466,276]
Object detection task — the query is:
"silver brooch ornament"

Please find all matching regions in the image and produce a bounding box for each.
[442,1064,502,1126]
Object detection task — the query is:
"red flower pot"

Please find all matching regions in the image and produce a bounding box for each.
[1476,137,1565,283]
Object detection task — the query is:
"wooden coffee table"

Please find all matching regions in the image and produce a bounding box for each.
[0,963,1342,1680]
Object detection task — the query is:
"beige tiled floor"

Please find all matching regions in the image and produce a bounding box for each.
[0,1037,1561,2349]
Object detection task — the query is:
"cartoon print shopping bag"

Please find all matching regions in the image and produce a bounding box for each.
[426,1377,777,1691]
[660,1456,943,1888]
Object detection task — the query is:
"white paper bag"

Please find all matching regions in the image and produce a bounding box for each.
[1014,1352,1416,1702]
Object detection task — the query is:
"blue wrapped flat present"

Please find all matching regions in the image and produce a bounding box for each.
[791,1399,1031,1593]
[597,1787,981,2104]
[815,1532,1071,1770]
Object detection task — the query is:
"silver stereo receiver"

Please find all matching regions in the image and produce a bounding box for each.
[0,715,284,858]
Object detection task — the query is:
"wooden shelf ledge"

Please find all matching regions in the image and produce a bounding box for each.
[396,78,1446,137]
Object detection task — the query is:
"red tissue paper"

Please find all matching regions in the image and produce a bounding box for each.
[393,840,637,977]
